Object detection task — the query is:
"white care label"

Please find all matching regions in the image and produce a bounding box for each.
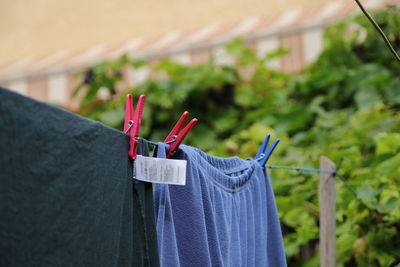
[134,155,187,185]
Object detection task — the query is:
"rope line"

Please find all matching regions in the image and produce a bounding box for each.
[353,0,400,63]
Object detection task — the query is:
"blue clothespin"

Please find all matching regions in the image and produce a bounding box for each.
[255,133,280,167]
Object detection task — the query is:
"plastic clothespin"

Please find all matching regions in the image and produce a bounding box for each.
[164,111,198,158]
[255,133,280,167]
[124,94,146,159]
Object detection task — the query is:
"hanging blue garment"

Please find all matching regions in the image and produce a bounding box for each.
[153,143,287,267]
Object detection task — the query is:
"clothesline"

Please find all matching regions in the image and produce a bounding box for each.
[144,139,337,174]
[267,164,358,200]
[143,138,336,174]
[265,165,336,174]
[145,138,359,200]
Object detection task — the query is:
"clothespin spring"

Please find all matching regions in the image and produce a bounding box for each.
[165,135,177,144]
[124,120,134,134]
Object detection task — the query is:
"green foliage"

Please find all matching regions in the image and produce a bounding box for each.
[73,7,400,266]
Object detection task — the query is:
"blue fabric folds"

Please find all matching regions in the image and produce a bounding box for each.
[153,143,287,267]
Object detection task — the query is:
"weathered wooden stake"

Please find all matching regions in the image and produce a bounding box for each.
[319,156,336,267]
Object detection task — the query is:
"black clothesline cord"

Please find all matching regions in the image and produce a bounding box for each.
[353,0,400,63]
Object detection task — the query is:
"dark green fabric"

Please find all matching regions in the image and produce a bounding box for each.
[0,87,159,267]
[134,139,160,267]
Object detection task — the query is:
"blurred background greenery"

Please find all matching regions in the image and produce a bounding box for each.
[74,7,400,267]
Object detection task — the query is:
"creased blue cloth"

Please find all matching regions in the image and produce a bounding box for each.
[153,143,287,267]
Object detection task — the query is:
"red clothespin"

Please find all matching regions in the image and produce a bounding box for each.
[124,94,146,159]
[164,111,198,158]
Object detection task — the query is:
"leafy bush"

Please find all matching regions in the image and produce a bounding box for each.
[74,6,400,266]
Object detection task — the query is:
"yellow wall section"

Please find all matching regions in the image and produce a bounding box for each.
[0,0,331,63]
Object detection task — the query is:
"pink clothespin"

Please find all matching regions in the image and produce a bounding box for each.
[124,94,146,159]
[164,111,198,158]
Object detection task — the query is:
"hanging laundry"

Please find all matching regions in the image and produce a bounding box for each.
[153,143,287,267]
[0,87,159,267]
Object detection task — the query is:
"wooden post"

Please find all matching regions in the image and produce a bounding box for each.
[319,156,336,267]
